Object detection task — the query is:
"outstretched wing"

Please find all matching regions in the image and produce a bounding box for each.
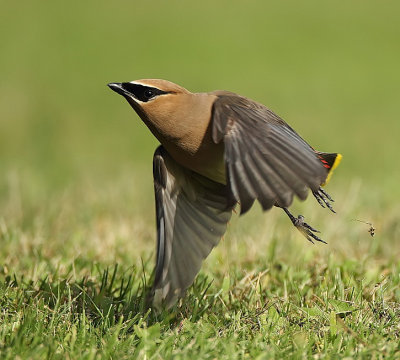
[211,92,328,214]
[152,146,234,308]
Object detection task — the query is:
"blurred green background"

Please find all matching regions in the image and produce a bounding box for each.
[1,0,399,215]
[1,4,399,356]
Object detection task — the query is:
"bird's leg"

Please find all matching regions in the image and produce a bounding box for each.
[282,207,327,244]
[312,187,336,213]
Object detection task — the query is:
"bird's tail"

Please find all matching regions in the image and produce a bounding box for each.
[315,151,342,186]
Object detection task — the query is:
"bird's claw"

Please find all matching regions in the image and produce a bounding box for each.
[282,208,327,245]
[293,214,326,244]
[313,187,336,213]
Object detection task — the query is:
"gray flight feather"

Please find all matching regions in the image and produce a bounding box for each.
[211,92,327,214]
[152,146,234,308]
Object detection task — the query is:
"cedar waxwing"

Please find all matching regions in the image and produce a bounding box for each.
[108,79,342,308]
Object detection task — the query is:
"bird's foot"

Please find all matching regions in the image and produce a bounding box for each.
[313,187,336,213]
[283,208,327,244]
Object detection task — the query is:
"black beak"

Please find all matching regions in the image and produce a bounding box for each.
[107,82,127,96]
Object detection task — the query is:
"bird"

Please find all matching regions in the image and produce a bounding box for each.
[107,79,342,308]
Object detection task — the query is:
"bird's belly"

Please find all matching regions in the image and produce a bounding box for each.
[164,141,226,185]
[195,160,226,184]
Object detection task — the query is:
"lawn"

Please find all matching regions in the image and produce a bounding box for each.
[1,1,399,358]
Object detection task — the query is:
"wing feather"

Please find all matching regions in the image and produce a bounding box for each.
[152,146,233,308]
[211,93,328,213]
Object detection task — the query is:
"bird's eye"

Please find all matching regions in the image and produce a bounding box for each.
[144,89,154,99]
[118,83,167,102]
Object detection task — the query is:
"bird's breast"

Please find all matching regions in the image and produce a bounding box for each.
[143,93,227,184]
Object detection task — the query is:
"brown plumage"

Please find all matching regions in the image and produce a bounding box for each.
[108,79,341,308]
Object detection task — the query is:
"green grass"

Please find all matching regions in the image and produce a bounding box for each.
[1,255,399,359]
[1,0,400,358]
[1,176,399,359]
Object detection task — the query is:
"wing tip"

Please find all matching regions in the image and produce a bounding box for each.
[152,282,188,310]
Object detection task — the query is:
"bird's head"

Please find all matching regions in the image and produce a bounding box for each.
[108,79,190,122]
[107,79,214,146]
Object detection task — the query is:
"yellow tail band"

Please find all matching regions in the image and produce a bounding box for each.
[322,153,342,186]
